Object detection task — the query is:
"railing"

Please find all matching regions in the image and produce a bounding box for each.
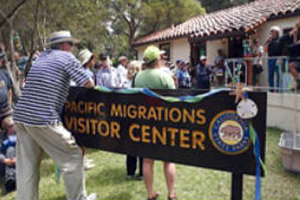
[214,56,300,93]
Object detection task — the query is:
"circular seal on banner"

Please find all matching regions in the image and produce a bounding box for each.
[237,99,258,119]
[209,110,250,155]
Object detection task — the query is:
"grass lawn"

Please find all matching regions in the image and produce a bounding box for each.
[1,128,299,200]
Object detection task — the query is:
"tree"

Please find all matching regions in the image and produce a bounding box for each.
[1,0,206,61]
[0,0,28,97]
[109,0,205,57]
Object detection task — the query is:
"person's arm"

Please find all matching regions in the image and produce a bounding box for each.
[7,89,12,104]
[264,34,272,53]
[208,65,216,76]
[65,56,93,87]
[264,44,268,53]
[289,27,298,38]
[4,71,13,104]
[166,74,176,89]
[83,79,94,88]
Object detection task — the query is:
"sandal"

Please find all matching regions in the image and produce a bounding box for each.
[168,196,177,200]
[147,193,159,200]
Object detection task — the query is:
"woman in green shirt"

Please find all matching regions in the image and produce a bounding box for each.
[134,46,177,200]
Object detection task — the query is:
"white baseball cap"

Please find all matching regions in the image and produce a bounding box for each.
[200,55,207,60]
[270,26,281,34]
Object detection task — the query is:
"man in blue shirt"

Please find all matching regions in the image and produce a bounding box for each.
[196,56,214,90]
[96,53,121,88]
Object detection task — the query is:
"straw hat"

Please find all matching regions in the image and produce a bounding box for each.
[118,56,128,62]
[47,30,79,46]
[78,49,94,65]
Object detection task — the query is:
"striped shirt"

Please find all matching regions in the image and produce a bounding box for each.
[13,50,90,126]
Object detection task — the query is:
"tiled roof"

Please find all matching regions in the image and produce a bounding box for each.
[133,0,300,46]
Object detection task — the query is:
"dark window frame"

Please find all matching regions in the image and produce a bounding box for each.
[159,43,171,61]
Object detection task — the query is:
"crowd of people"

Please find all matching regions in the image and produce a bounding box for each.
[0,21,299,200]
[73,49,221,92]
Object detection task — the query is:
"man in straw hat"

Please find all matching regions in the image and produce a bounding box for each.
[134,46,177,200]
[13,30,96,200]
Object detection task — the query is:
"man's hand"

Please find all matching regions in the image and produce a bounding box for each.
[4,158,16,166]
[84,79,95,88]
[289,27,298,36]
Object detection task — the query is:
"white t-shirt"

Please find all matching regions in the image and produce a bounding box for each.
[160,66,173,76]
[117,64,128,86]
[253,46,264,65]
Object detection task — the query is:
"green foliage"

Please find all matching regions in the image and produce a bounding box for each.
[0,0,205,57]
[140,0,205,37]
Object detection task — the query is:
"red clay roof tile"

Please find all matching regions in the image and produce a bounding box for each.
[134,0,300,46]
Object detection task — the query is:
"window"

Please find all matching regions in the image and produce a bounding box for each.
[159,43,171,61]
[190,41,206,65]
[283,27,293,56]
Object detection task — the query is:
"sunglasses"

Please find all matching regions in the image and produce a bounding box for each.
[66,42,74,47]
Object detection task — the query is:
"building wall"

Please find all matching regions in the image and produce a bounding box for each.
[206,39,229,65]
[135,38,190,63]
[136,45,151,61]
[267,93,300,132]
[170,38,190,62]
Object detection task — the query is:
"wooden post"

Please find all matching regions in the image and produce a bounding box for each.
[231,173,243,200]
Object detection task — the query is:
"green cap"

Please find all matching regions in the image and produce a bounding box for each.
[143,46,164,64]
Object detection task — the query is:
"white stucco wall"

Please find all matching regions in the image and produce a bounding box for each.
[206,39,229,65]
[171,38,190,62]
[136,45,151,61]
[135,38,190,63]
[267,93,300,132]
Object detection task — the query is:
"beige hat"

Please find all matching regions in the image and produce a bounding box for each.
[118,56,128,62]
[48,30,79,45]
[1,116,14,130]
[78,49,94,65]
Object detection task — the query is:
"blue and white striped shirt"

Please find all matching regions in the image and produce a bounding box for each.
[13,50,90,126]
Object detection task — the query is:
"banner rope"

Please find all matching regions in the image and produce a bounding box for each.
[249,122,266,200]
[284,58,292,91]
[55,165,60,183]
[94,86,231,103]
